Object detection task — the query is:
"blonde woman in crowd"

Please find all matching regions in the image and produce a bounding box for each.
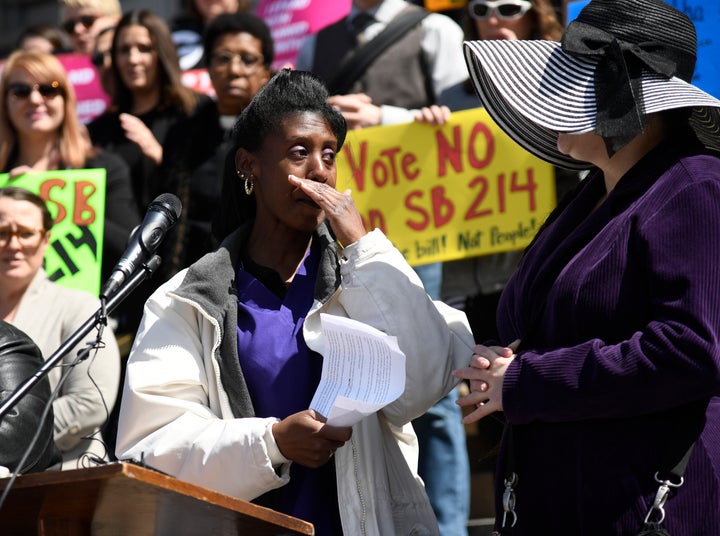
[59,0,121,56]
[0,50,140,302]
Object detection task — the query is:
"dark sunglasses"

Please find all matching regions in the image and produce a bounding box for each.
[62,15,98,34]
[8,81,63,100]
[468,0,532,20]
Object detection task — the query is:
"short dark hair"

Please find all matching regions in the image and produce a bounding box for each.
[234,69,346,152]
[203,12,275,68]
[213,69,347,240]
[0,187,54,231]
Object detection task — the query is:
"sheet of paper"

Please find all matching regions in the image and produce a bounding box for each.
[309,313,406,427]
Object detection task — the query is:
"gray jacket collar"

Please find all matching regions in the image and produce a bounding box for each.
[171,220,342,418]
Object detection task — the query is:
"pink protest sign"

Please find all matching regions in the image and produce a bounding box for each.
[255,0,352,69]
[56,53,110,124]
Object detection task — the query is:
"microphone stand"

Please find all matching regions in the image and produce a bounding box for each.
[0,255,162,422]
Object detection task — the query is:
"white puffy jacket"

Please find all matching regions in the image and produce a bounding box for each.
[116,224,474,536]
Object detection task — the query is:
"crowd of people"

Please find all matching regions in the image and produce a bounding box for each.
[1,0,720,535]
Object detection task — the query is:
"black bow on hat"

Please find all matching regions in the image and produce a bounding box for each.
[561,0,697,154]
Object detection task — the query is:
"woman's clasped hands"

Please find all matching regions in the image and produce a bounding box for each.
[454,340,519,424]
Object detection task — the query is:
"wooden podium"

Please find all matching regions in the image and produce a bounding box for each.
[0,462,314,535]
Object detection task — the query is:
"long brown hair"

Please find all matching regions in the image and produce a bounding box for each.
[109,9,198,115]
[0,50,90,171]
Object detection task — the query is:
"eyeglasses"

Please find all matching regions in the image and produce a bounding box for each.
[468,0,533,20]
[210,51,264,73]
[0,226,46,248]
[8,81,63,100]
[62,15,98,34]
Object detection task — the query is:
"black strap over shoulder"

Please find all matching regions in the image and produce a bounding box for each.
[327,8,430,95]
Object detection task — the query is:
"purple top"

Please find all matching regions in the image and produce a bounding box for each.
[236,243,341,534]
[494,135,720,533]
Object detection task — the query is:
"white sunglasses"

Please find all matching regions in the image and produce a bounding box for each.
[468,0,533,20]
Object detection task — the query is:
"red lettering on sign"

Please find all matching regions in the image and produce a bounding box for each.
[342,142,368,192]
[39,178,67,223]
[402,152,419,180]
[374,147,401,187]
[405,190,430,231]
[73,181,97,225]
[511,169,538,211]
[436,125,463,177]
[468,123,494,169]
[430,186,454,228]
[464,176,492,220]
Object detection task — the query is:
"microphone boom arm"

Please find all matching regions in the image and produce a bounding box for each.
[0,255,162,422]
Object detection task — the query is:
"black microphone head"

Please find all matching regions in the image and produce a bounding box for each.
[151,193,183,223]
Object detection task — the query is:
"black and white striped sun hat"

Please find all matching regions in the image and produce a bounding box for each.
[463,0,720,170]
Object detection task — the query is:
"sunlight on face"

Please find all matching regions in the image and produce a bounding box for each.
[0,198,50,292]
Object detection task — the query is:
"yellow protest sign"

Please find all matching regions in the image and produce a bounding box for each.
[0,169,106,296]
[336,107,556,266]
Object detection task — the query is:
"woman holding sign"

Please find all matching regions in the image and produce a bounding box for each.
[116,69,474,536]
[0,49,140,301]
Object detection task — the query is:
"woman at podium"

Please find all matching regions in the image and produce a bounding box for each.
[116,69,475,536]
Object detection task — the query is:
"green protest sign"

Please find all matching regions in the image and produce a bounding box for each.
[0,169,106,296]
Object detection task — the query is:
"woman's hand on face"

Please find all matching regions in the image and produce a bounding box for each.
[288,174,367,247]
[119,113,163,165]
[453,339,520,424]
[272,409,352,468]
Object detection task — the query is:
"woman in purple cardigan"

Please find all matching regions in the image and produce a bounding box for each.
[454,0,720,533]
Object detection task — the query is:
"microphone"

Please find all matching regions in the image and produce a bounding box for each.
[100,193,182,299]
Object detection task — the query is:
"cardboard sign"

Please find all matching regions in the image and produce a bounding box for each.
[336,108,556,266]
[0,170,107,296]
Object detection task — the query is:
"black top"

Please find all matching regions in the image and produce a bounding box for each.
[0,321,62,473]
[87,94,212,215]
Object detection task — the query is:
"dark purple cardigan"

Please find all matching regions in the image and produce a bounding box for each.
[494,135,720,534]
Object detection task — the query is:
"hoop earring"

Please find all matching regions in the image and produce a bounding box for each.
[244,174,254,195]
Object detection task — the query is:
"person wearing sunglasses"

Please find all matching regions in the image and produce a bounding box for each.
[465,0,562,40]
[58,0,121,56]
[0,49,139,345]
